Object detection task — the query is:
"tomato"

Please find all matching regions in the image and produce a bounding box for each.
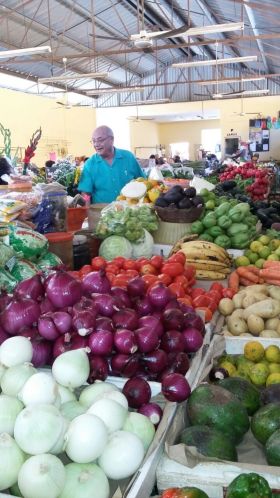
[106,272,114,283]
[168,282,185,298]
[174,275,189,291]
[190,288,205,299]
[162,262,184,278]
[123,259,137,271]
[208,290,222,304]
[184,265,196,281]
[135,258,150,270]
[141,274,158,289]
[161,490,179,498]
[105,263,119,274]
[168,251,186,265]
[188,277,196,288]
[222,288,236,298]
[207,299,218,313]
[156,273,172,286]
[140,263,157,275]
[79,265,93,277]
[177,296,193,307]
[192,295,212,308]
[91,256,107,270]
[210,282,224,293]
[68,271,80,280]
[151,255,164,270]
[112,256,126,268]
[124,269,139,279]
[111,275,129,288]
[195,307,212,322]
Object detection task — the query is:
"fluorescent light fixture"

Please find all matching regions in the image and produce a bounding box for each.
[172,55,258,68]
[121,99,170,105]
[0,46,51,59]
[86,86,144,95]
[38,72,108,83]
[213,89,270,99]
[199,76,266,85]
[181,21,244,37]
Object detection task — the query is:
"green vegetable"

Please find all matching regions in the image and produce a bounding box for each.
[206,226,224,238]
[215,202,231,218]
[228,203,250,223]
[230,233,250,249]
[37,252,62,269]
[226,472,272,498]
[10,260,38,282]
[227,223,249,237]
[0,243,16,270]
[99,235,133,260]
[217,215,231,230]
[199,233,213,242]
[131,229,154,259]
[191,221,204,235]
[214,235,231,249]
[202,213,217,228]
[0,268,17,293]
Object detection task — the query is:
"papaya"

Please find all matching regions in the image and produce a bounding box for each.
[218,377,261,415]
[179,425,237,462]
[161,487,209,498]
[265,428,280,466]
[251,402,280,444]
[187,384,250,444]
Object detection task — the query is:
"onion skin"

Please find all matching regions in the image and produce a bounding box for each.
[46,271,82,308]
[138,403,163,426]
[122,377,151,408]
[95,317,114,333]
[148,283,172,309]
[0,325,8,345]
[110,354,140,378]
[114,329,138,354]
[15,275,44,302]
[182,327,203,353]
[135,327,160,353]
[82,270,111,295]
[88,330,114,356]
[0,298,41,335]
[161,373,191,402]
[53,332,88,359]
[160,330,186,353]
[31,336,52,367]
[127,277,146,298]
[167,352,190,375]
[138,315,164,338]
[141,349,168,373]
[88,355,109,382]
[162,308,185,331]
[111,287,132,309]
[112,308,139,330]
[38,313,60,340]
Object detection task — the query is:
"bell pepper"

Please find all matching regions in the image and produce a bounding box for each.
[227,223,249,237]
[217,215,232,230]
[214,234,231,249]
[226,472,272,498]
[162,487,209,498]
[228,203,250,223]
[215,202,231,218]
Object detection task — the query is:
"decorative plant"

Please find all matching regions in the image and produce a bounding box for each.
[23,127,42,175]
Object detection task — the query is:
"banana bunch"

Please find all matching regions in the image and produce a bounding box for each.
[178,240,232,280]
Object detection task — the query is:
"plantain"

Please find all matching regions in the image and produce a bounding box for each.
[195,269,228,280]
[185,259,231,273]
[181,241,232,265]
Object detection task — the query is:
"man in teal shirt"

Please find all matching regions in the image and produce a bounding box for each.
[78,125,144,203]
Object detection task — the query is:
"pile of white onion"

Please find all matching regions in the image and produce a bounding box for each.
[0,341,157,498]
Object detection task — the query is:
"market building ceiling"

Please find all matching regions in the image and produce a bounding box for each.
[0,0,280,107]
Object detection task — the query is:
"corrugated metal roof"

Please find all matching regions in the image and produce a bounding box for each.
[0,0,279,106]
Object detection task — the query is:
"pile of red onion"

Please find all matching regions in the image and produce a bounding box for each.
[0,270,205,403]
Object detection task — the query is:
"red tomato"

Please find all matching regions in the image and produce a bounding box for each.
[208,290,222,304]
[141,274,158,289]
[111,275,129,288]
[174,275,189,291]
[193,294,212,308]
[79,265,93,278]
[188,277,197,288]
[106,272,114,283]
[207,299,218,313]
[195,306,213,322]
[151,255,164,270]
[105,263,119,274]
[177,296,193,307]
[190,287,205,299]
[156,273,172,286]
[168,282,185,299]
[184,265,196,281]
[91,256,107,270]
[112,257,126,268]
[123,259,137,271]
[168,251,186,265]
[161,490,179,498]
[222,288,236,298]
[135,258,149,270]
[162,262,184,278]
[68,271,80,280]
[140,263,157,275]
[210,282,224,293]
[124,269,139,279]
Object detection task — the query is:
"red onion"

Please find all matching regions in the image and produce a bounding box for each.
[122,377,151,408]
[95,317,114,333]
[0,325,8,345]
[52,311,72,334]
[135,327,160,353]
[0,298,41,335]
[134,297,153,316]
[88,330,113,356]
[38,313,60,340]
[138,315,164,338]
[112,308,138,330]
[114,329,138,354]
[151,311,162,321]
[111,287,132,308]
[93,294,117,317]
[72,296,95,315]
[72,310,96,336]
[15,275,44,302]
[127,277,146,297]
[31,336,52,367]
[110,354,140,378]
[53,332,88,358]
[162,308,185,331]
[20,327,38,340]
[82,270,111,295]
[141,349,168,373]
[138,403,163,426]
[178,303,194,314]
[161,330,185,353]
[148,283,172,308]
[167,352,190,375]
[135,370,158,382]
[161,373,191,402]
[46,271,82,308]
[164,299,180,311]
[0,291,12,309]
[40,297,56,314]
[88,355,109,383]
[182,327,203,353]
[184,313,205,335]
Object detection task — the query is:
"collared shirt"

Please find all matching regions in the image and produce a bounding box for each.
[78,148,144,203]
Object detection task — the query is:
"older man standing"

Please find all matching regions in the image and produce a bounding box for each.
[78,125,144,203]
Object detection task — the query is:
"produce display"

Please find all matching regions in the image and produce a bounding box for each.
[154,186,203,210]
[235,233,280,271]
[217,162,272,201]
[117,178,167,204]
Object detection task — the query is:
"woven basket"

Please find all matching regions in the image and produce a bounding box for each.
[155,205,204,223]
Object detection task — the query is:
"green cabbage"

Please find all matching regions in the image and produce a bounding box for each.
[131,229,154,259]
[99,236,132,261]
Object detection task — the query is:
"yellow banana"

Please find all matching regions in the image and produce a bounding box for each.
[195,269,228,280]
[182,248,230,265]
[185,259,231,273]
[183,240,231,261]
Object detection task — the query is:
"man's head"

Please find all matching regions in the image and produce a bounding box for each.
[92,126,114,158]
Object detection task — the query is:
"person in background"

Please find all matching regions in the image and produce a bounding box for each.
[173,154,181,163]
[0,157,12,185]
[78,125,144,204]
[45,160,55,181]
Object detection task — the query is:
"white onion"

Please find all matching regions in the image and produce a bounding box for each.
[0,336,33,367]
[57,384,76,404]
[0,394,23,435]
[93,390,128,410]
[18,453,66,498]
[49,417,69,455]
[98,430,145,480]
[0,433,25,491]
[123,412,155,451]
[60,401,86,421]
[52,349,90,389]
[1,363,37,397]
[79,381,119,409]
[18,372,58,406]
[59,462,109,498]
[64,414,108,463]
[14,403,64,455]
[0,363,6,382]
[87,398,127,433]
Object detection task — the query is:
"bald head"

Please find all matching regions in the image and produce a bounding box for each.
[92,125,115,159]
[94,126,114,139]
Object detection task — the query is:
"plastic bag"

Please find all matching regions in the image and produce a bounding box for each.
[148,166,164,182]
[0,268,17,293]
[37,252,63,269]
[9,226,49,262]
[0,242,16,269]
[10,259,39,282]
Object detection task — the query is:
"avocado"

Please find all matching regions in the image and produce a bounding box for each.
[164,190,184,204]
[265,428,280,466]
[218,377,261,416]
[187,384,250,444]
[179,425,237,462]
[155,197,169,207]
[251,402,280,444]
[178,197,192,209]
[185,187,197,198]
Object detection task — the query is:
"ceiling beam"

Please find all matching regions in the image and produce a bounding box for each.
[243,3,270,73]
[226,0,280,15]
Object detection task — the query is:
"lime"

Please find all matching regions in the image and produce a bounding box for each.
[219,361,237,377]
[255,258,265,269]
[265,345,280,363]
[248,252,259,264]
[200,188,210,197]
[269,239,280,251]
[258,246,271,259]
[268,363,280,374]
[267,254,279,261]
[266,372,280,386]
[274,246,280,256]
[235,256,250,267]
[249,362,270,386]
[258,235,271,245]
[250,241,264,253]
[244,341,265,362]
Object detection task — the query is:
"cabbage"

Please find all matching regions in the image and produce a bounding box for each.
[99,236,132,260]
[131,229,154,259]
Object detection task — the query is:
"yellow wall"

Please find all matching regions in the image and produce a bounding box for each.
[0,88,96,167]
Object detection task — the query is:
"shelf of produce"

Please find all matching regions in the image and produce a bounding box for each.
[156,334,280,497]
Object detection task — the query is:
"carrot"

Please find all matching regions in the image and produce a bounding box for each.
[261,279,280,286]
[239,277,255,286]
[263,261,280,269]
[247,265,260,276]
[260,268,280,279]
[236,267,260,283]
[228,270,240,292]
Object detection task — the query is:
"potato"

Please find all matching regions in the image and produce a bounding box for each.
[243,285,268,295]
[223,330,233,336]
[242,294,257,308]
[218,298,234,316]
[247,314,264,336]
[243,299,280,320]
[265,318,280,330]
[253,293,271,302]
[268,286,280,300]
[259,329,280,338]
[231,309,245,320]
[240,333,253,337]
[232,293,245,309]
[227,316,248,336]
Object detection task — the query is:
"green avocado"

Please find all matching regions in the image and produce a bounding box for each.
[218,377,261,416]
[179,425,237,462]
